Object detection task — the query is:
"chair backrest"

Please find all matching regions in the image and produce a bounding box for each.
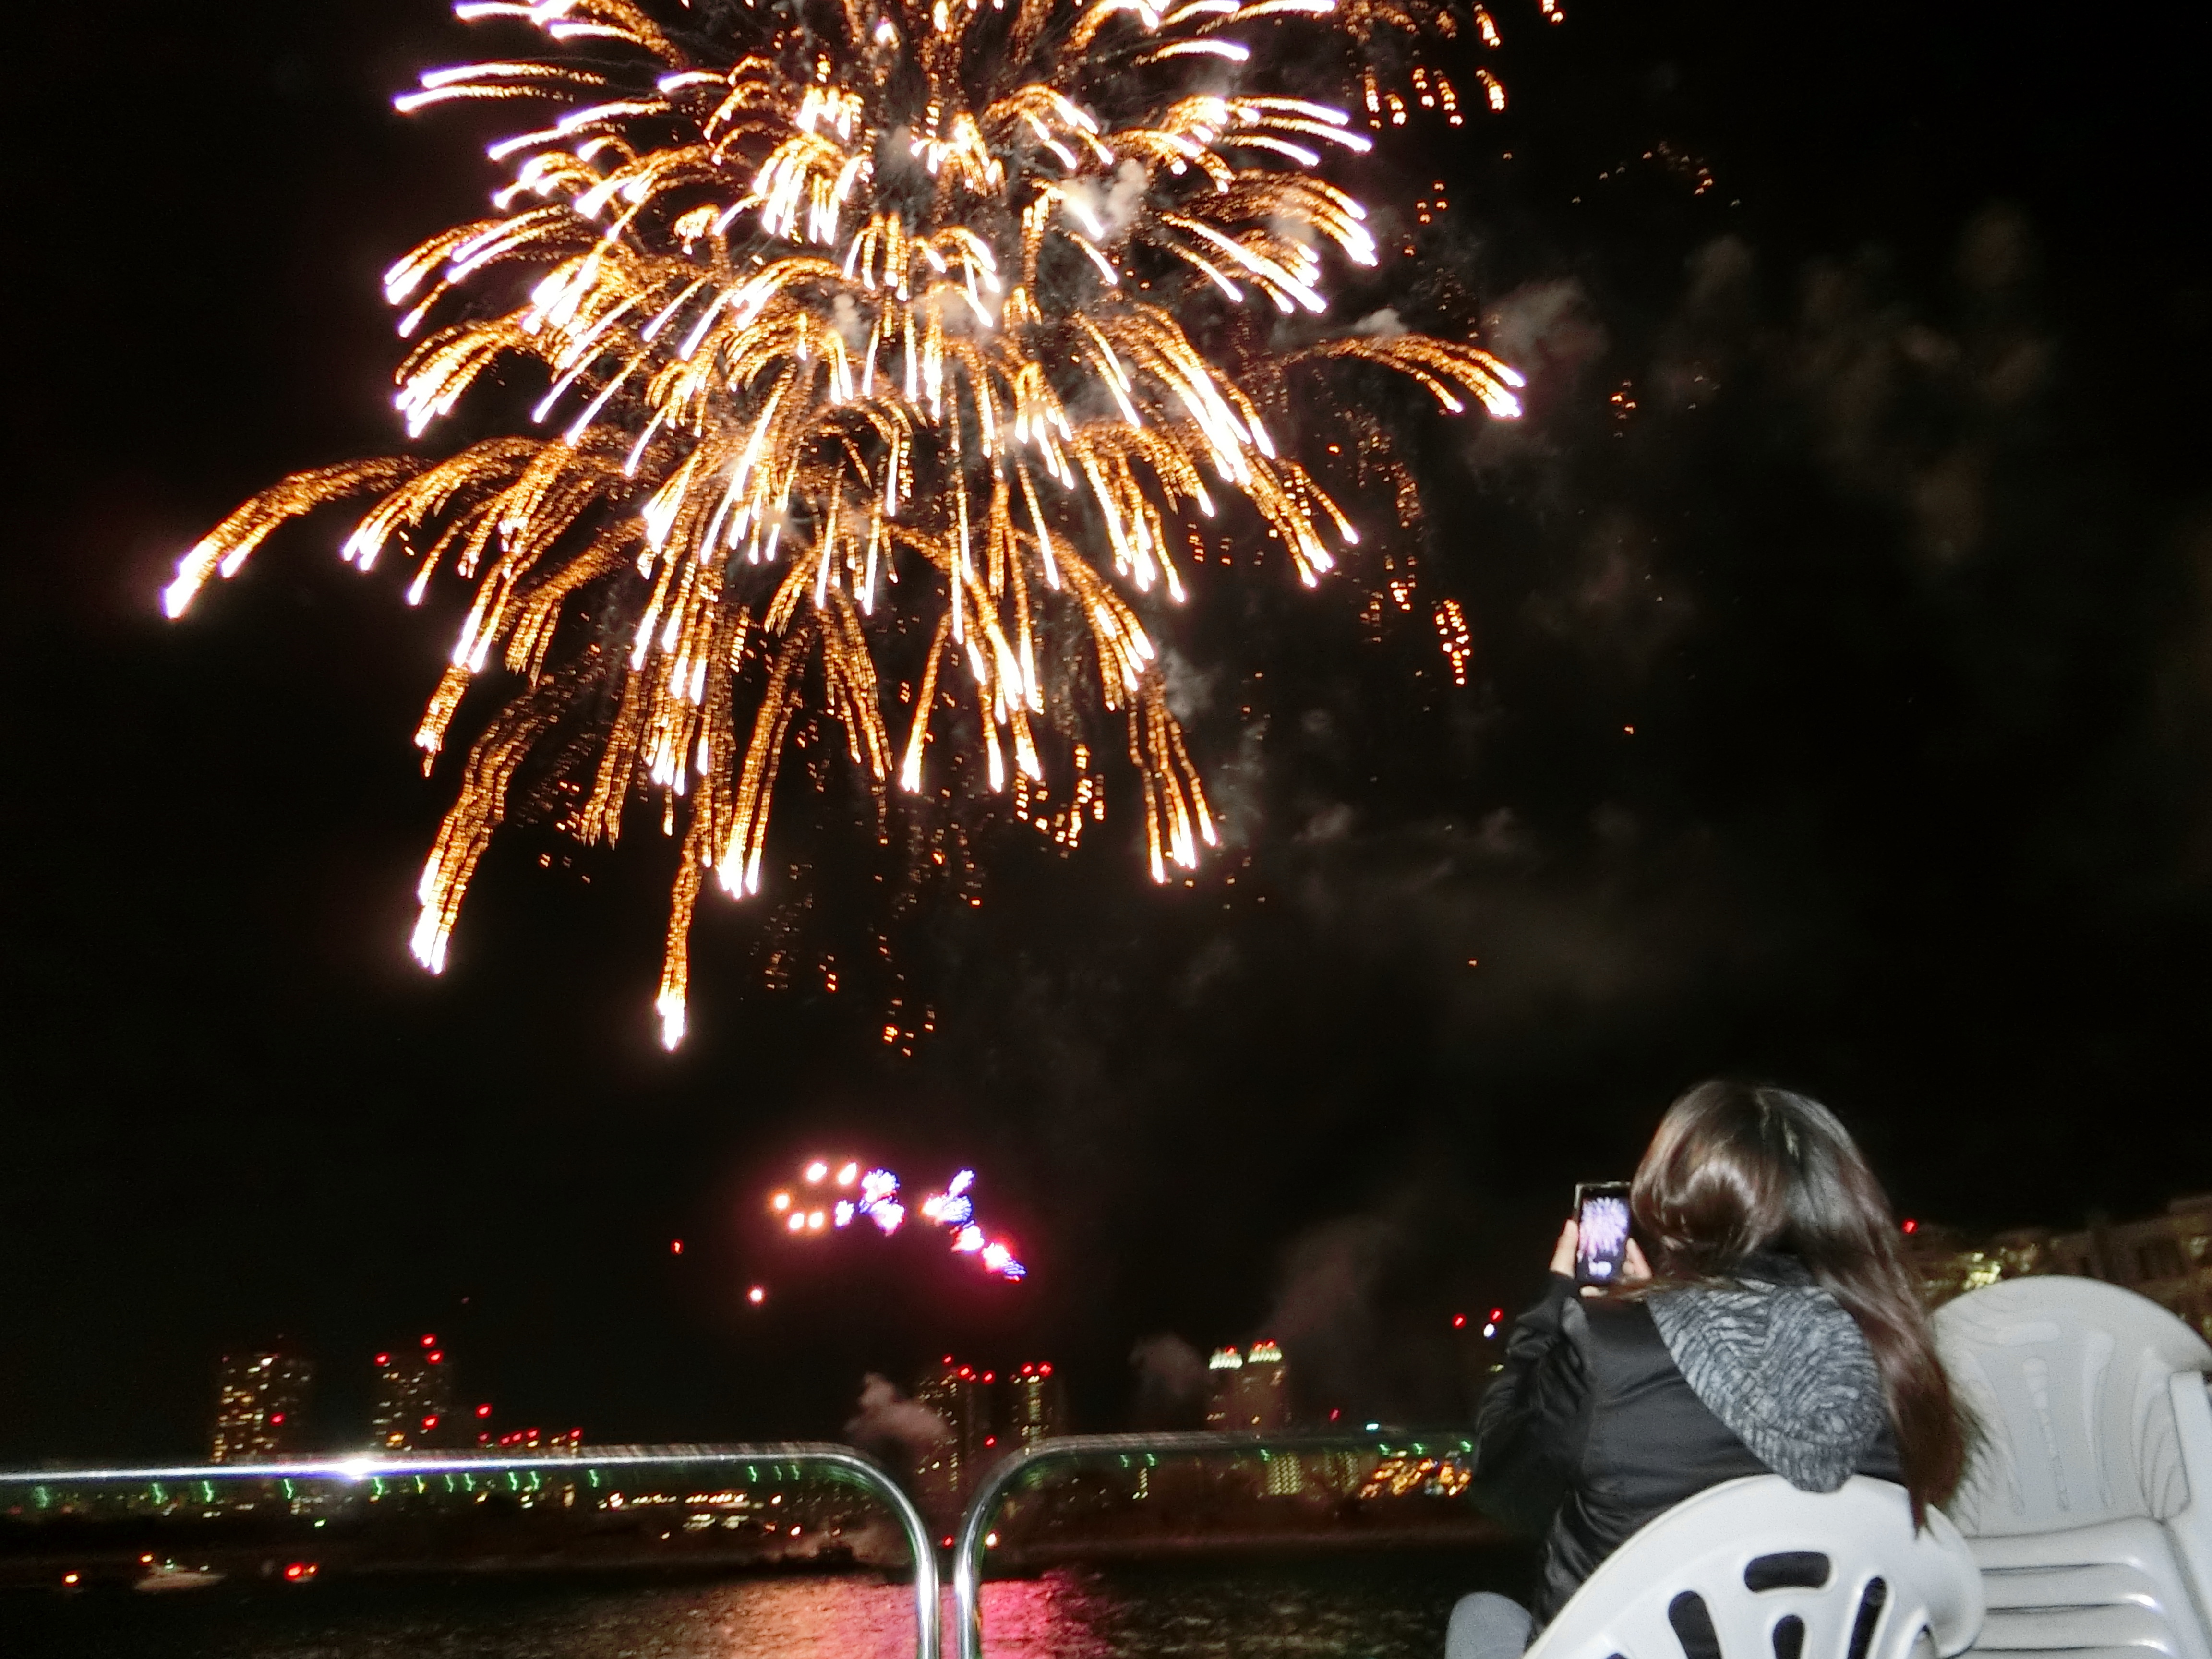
[1522,1476,1985,1659]
[1933,1277,2212,1538]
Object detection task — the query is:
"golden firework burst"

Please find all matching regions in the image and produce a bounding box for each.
[164,0,1525,1046]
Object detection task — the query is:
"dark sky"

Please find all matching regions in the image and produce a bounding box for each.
[4,0,2208,1465]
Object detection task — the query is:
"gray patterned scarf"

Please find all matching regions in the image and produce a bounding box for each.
[1647,1255,1888,1491]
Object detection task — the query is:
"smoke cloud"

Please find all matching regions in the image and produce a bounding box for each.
[842,1373,949,1470]
[1259,1213,1401,1416]
[1127,1333,1208,1428]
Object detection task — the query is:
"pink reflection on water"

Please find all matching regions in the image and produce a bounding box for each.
[972,1575,1119,1659]
[686,1575,1115,1659]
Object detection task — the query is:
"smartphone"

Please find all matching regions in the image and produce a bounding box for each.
[1574,1182,1634,1286]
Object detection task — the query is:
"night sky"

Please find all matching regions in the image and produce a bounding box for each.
[5,0,2209,1466]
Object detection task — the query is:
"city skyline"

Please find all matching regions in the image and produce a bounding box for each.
[127,1182,2210,1470]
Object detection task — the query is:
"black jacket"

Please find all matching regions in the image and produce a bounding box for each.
[1470,1272,1904,1626]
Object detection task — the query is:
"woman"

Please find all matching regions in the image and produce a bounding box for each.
[1451,1081,1968,1659]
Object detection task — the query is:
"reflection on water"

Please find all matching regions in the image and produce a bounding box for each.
[6,1554,1523,1659]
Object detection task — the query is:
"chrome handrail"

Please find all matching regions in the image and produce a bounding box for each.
[950,1428,1475,1659]
[0,1442,942,1659]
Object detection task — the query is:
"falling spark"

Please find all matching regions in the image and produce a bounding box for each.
[1433,596,1471,685]
[163,0,1527,1043]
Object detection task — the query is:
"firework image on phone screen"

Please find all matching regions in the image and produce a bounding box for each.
[1575,1182,1633,1285]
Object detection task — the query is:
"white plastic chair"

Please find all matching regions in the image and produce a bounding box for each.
[1934,1277,2212,1659]
[1522,1476,1985,1659]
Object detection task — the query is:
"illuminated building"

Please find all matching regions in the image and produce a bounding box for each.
[1206,1341,1298,1496]
[1905,1196,2212,1339]
[1262,1448,1304,1497]
[1006,1363,1065,1450]
[209,1350,313,1463]
[1900,1222,2007,1305]
[914,1357,997,1521]
[370,1333,454,1451]
[1205,1341,1291,1432]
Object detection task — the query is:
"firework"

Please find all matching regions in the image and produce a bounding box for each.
[163,0,1527,1046]
[770,1156,1025,1278]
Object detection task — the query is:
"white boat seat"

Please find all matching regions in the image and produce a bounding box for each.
[1934,1280,2212,1659]
[1520,1475,1985,1659]
[1973,1520,2200,1659]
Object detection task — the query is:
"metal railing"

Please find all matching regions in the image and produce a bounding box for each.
[0,1443,941,1659]
[950,1429,1475,1659]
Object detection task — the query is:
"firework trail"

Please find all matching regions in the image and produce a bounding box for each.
[163,0,1527,1046]
[772,1157,1025,1278]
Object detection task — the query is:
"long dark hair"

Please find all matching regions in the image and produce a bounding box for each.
[1630,1080,1967,1517]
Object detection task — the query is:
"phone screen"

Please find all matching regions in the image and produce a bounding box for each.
[1575,1183,1633,1286]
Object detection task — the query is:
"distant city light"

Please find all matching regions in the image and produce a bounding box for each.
[747,1286,767,1305]
[1482,1322,1498,1338]
[804,1161,829,1183]
[1452,1313,1467,1328]
[421,1334,436,1348]
[476,1403,492,1418]
[836,1162,859,1186]
[771,1192,792,1213]
[671,1239,683,1254]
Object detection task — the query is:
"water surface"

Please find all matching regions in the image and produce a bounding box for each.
[7,1555,1524,1659]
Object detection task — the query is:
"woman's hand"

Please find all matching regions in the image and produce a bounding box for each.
[1549,1219,1579,1278]
[1549,1220,1656,1289]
